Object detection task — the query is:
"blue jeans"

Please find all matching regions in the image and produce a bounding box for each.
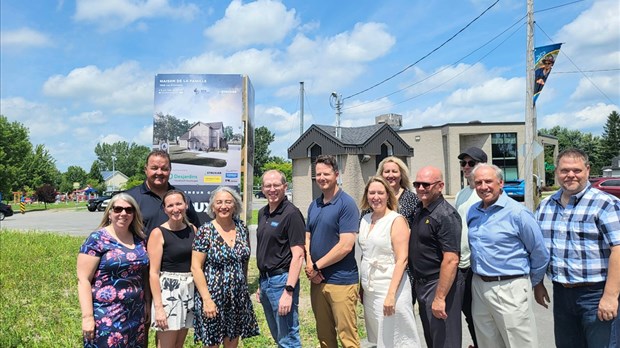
[553,281,619,348]
[259,272,301,348]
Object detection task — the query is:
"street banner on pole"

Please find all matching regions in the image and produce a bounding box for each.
[533,43,562,105]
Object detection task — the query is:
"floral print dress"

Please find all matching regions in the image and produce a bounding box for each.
[79,228,149,347]
[193,219,259,346]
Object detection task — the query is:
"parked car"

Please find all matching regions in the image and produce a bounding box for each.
[504,179,525,201]
[87,191,122,212]
[589,177,620,199]
[285,189,293,201]
[0,202,14,220]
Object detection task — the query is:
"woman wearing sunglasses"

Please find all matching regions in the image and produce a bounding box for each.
[148,190,197,347]
[77,193,149,347]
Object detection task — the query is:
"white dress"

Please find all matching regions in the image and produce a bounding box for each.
[359,210,421,348]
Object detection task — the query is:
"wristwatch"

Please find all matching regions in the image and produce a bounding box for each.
[285,285,295,293]
[313,263,320,272]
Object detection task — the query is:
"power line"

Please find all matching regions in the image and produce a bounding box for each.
[343,0,500,100]
[536,23,616,105]
[344,14,526,112]
[552,68,620,74]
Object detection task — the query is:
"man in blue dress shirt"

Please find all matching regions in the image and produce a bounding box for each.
[467,163,549,347]
[535,148,620,348]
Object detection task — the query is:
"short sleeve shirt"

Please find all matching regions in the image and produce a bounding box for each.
[256,198,306,273]
[409,195,462,279]
[306,189,359,285]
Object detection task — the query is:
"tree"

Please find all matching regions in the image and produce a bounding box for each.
[89,161,104,182]
[224,126,234,141]
[539,126,604,182]
[35,184,57,209]
[0,115,33,196]
[262,160,293,184]
[23,144,61,189]
[153,112,191,143]
[601,111,620,166]
[254,126,275,177]
[93,141,150,178]
[60,166,89,193]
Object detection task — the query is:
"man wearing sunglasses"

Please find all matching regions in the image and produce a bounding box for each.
[455,147,487,348]
[409,166,463,348]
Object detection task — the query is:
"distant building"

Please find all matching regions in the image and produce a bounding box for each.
[101,170,129,192]
[602,155,620,177]
[288,120,558,212]
[288,123,412,209]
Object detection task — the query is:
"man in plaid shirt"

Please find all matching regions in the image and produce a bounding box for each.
[534,148,620,348]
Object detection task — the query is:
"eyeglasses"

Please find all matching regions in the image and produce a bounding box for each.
[262,184,283,190]
[112,206,135,214]
[460,160,477,167]
[413,181,441,189]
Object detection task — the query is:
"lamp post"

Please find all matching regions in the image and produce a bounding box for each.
[111,155,116,191]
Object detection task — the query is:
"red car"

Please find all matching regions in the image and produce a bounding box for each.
[589,177,620,199]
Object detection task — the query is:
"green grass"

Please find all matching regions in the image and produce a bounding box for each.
[6,201,88,213]
[0,230,366,347]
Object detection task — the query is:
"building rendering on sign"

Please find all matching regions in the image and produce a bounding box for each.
[288,115,557,213]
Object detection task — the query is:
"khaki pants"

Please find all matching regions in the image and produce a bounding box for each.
[310,282,360,348]
[472,275,538,348]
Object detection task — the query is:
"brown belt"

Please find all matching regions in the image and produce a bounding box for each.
[556,281,603,289]
[478,274,525,282]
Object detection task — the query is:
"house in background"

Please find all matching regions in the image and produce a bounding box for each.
[288,123,413,211]
[101,170,129,192]
[602,155,620,177]
[178,121,228,151]
[288,115,558,213]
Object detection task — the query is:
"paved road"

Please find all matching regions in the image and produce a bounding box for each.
[1,206,556,347]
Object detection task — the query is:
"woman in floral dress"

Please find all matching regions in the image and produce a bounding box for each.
[77,193,149,347]
[191,186,259,347]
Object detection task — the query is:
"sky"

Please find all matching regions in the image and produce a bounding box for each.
[1,0,619,172]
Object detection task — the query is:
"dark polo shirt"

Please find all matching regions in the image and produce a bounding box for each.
[256,198,306,273]
[126,182,201,236]
[409,195,461,279]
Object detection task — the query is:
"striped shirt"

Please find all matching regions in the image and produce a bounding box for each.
[535,184,620,283]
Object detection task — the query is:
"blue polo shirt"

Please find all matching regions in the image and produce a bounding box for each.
[306,189,359,285]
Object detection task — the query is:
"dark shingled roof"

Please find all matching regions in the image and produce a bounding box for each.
[315,124,384,145]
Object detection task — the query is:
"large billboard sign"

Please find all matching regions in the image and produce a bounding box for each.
[153,74,254,224]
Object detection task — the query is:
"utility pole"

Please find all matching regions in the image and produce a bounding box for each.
[300,82,305,136]
[524,0,535,210]
[330,92,342,139]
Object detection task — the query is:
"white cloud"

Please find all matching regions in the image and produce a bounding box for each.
[204,0,299,48]
[0,97,70,138]
[179,22,395,96]
[100,133,126,144]
[69,110,107,124]
[74,0,199,30]
[134,125,153,146]
[446,77,523,105]
[539,103,619,134]
[0,27,53,49]
[42,61,152,114]
[570,74,620,101]
[402,63,495,97]
[554,0,620,68]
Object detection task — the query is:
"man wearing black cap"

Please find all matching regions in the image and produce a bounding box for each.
[455,147,488,348]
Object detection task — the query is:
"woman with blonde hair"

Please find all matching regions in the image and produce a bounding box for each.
[374,156,419,227]
[358,176,420,347]
[77,193,149,347]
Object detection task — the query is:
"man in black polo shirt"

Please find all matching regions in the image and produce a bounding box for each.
[409,166,463,348]
[257,170,305,347]
[126,149,200,235]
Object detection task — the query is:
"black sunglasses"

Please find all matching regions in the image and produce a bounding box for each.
[460,160,477,167]
[413,181,441,189]
[112,206,135,214]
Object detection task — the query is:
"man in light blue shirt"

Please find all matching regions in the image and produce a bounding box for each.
[467,163,549,347]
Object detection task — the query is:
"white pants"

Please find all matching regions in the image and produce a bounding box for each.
[472,275,538,348]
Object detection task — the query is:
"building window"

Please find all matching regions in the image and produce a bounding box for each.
[491,133,518,181]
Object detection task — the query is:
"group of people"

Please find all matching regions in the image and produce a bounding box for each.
[77,146,620,348]
[77,150,259,348]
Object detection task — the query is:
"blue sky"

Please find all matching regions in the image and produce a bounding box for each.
[1,0,618,172]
